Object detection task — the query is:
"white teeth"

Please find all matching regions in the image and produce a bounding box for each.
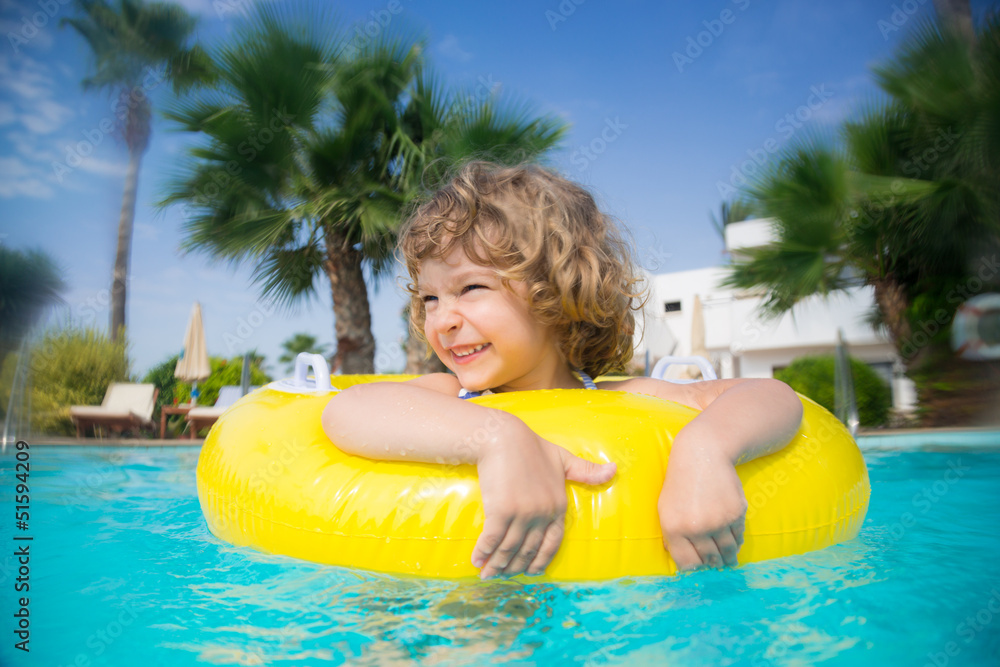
[453,344,486,357]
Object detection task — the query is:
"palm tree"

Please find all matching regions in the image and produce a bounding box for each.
[62,0,213,341]
[0,247,66,372]
[278,333,330,374]
[161,5,566,374]
[710,197,756,241]
[724,10,1000,425]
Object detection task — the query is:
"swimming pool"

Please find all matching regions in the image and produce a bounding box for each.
[1,442,998,666]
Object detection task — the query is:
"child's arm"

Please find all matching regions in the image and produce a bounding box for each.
[609,377,803,571]
[321,376,616,579]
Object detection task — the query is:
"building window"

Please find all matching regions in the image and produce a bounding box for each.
[664,301,681,313]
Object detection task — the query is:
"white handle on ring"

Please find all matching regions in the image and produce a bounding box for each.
[294,353,333,391]
[267,352,336,394]
[650,355,718,383]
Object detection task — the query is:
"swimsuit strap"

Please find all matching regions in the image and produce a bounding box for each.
[459,368,596,399]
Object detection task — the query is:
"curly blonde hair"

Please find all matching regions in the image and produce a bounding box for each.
[398,161,646,378]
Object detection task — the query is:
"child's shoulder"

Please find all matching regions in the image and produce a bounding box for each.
[404,372,462,396]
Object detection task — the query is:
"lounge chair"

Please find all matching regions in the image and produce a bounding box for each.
[186,385,254,435]
[70,383,159,438]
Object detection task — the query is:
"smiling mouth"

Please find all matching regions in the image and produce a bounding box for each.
[451,343,489,361]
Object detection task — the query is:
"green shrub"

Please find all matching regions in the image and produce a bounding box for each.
[174,355,271,408]
[774,355,891,427]
[141,353,181,424]
[7,327,132,435]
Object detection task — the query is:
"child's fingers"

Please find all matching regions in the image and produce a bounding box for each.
[563,455,616,485]
[501,524,547,576]
[472,516,512,571]
[478,521,528,579]
[722,525,745,566]
[664,536,703,571]
[527,519,564,575]
[732,517,746,547]
[714,532,740,568]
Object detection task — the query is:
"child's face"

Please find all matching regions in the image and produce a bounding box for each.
[417,244,566,393]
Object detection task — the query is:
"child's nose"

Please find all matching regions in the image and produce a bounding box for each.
[430,300,462,333]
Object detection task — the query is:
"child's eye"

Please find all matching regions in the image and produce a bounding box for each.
[462,284,485,294]
[421,295,437,304]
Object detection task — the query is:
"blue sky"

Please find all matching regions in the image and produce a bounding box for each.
[2,0,997,377]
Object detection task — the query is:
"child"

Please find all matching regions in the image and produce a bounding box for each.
[322,161,803,579]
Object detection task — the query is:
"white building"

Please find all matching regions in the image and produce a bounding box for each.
[635,219,917,412]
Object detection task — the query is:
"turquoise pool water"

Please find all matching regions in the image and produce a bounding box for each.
[1,443,999,666]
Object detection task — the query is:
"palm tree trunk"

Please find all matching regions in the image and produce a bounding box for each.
[871,277,912,352]
[933,0,975,46]
[110,148,142,341]
[405,334,448,374]
[323,228,376,374]
[909,344,1000,426]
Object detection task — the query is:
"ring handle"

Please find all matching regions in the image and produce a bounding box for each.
[293,353,333,391]
[650,355,718,383]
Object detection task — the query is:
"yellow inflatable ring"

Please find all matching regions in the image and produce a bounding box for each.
[196,364,870,581]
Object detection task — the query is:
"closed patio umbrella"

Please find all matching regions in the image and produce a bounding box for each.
[175,302,211,405]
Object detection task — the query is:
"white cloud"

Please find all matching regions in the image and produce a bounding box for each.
[0,175,54,198]
[6,130,58,161]
[134,222,160,241]
[0,54,56,102]
[436,34,473,62]
[0,15,55,52]
[0,102,15,125]
[20,98,74,134]
[0,154,27,175]
[76,155,127,178]
[0,54,75,137]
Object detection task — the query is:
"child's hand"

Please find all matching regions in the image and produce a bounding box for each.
[657,441,747,571]
[472,431,616,579]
